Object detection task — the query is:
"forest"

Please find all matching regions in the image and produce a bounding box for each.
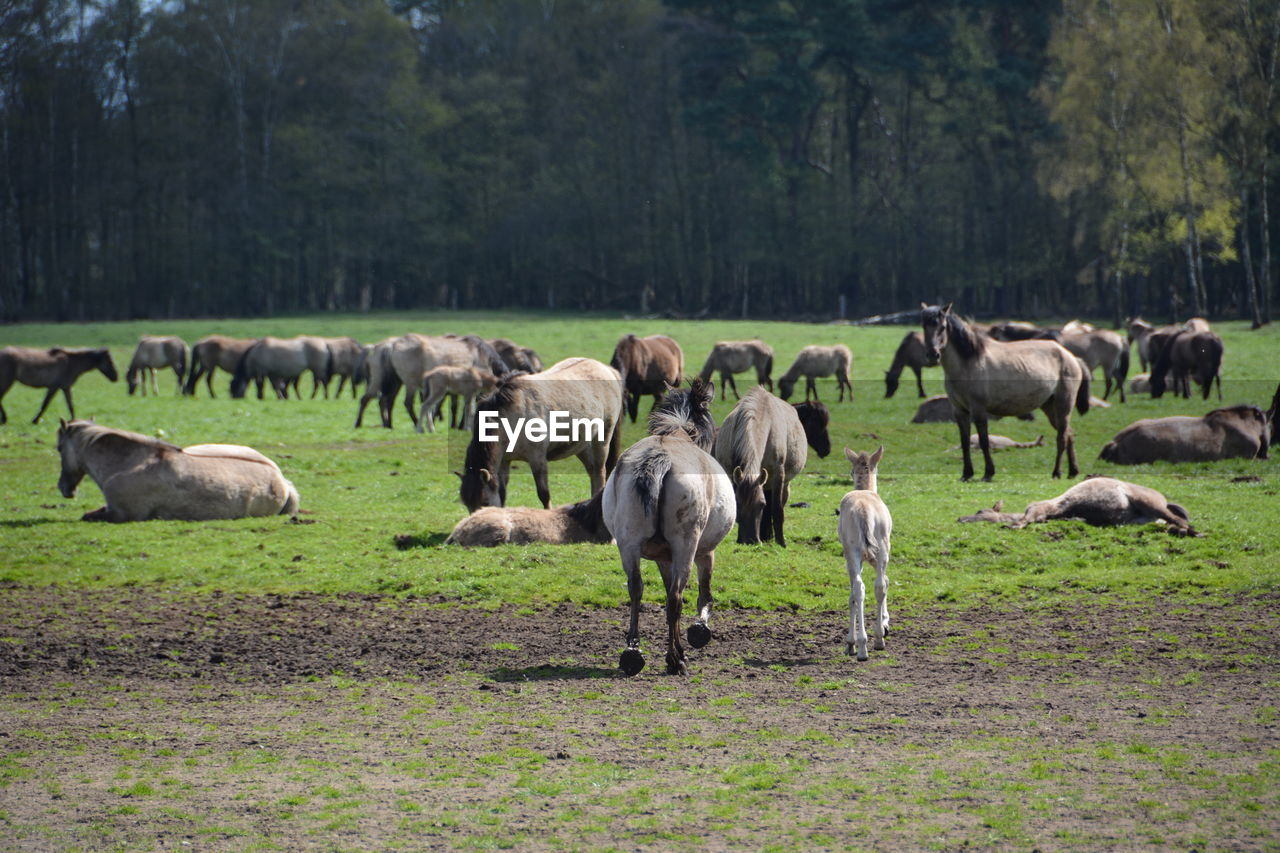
[1,0,1277,324]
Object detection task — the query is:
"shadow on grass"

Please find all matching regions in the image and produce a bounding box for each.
[393,531,449,550]
[491,663,618,682]
[0,517,65,528]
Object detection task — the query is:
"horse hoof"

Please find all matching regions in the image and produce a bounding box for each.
[844,642,854,656]
[619,648,645,676]
[666,657,688,676]
[857,650,869,662]
[687,622,712,649]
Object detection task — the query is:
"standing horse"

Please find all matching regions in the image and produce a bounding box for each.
[1059,328,1130,402]
[0,347,118,424]
[312,337,366,398]
[921,303,1089,481]
[56,419,298,521]
[230,336,331,400]
[884,331,934,398]
[714,386,808,545]
[610,334,684,422]
[603,378,733,676]
[1151,330,1223,401]
[386,335,509,429]
[416,366,499,433]
[697,340,774,400]
[459,358,624,511]
[777,344,854,402]
[184,335,257,397]
[838,446,893,661]
[126,336,189,396]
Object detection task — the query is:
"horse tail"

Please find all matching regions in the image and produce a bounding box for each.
[1075,364,1091,415]
[1166,502,1189,522]
[606,402,623,475]
[279,478,300,519]
[1115,345,1130,387]
[632,447,674,517]
[182,345,204,395]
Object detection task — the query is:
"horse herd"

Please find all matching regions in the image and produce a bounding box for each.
[4,307,1278,676]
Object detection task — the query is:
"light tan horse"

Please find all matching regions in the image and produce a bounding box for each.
[230,336,331,400]
[416,366,499,433]
[184,335,256,397]
[713,386,808,545]
[56,420,299,522]
[959,477,1196,536]
[698,340,774,400]
[921,303,1089,481]
[0,347,118,424]
[446,492,611,546]
[312,337,367,398]
[838,446,892,661]
[778,344,854,402]
[126,336,189,396]
[1058,328,1129,402]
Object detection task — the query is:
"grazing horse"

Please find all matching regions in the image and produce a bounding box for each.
[610,334,684,422]
[126,336,189,396]
[312,337,367,398]
[230,336,331,400]
[792,400,832,458]
[602,377,733,676]
[884,331,934,398]
[959,477,1196,536]
[56,419,299,522]
[698,340,774,400]
[184,335,256,397]
[777,344,854,403]
[921,303,1089,481]
[1059,328,1130,402]
[0,347,118,425]
[1099,405,1268,464]
[714,386,808,545]
[838,446,893,661]
[1151,330,1223,401]
[459,357,624,511]
[489,338,543,374]
[445,491,611,546]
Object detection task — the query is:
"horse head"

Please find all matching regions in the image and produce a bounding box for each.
[920,303,953,363]
[93,349,119,382]
[731,464,769,544]
[125,366,140,395]
[56,419,87,498]
[777,376,796,400]
[793,401,830,458]
[649,377,716,451]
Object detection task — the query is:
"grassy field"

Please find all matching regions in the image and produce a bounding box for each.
[1,312,1278,851]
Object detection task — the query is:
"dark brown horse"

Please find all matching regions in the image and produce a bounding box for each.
[0,347,118,424]
[610,334,684,422]
[1151,330,1223,400]
[884,331,934,398]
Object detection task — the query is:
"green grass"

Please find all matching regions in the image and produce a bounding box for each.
[1,311,1278,611]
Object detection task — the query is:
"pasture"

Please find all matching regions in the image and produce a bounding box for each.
[1,312,1278,850]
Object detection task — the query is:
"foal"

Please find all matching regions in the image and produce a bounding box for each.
[837,446,893,661]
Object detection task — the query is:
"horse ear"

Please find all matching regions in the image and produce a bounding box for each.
[870,445,884,467]
[59,418,67,430]
[453,470,464,480]
[732,465,743,484]
[942,302,953,314]
[479,468,495,486]
[844,447,857,464]
[757,468,769,487]
[920,302,929,310]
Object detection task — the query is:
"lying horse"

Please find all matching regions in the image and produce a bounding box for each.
[603,377,733,676]
[126,336,189,396]
[777,344,853,403]
[1099,405,1269,464]
[714,386,808,545]
[958,477,1196,536]
[0,347,118,424]
[698,339,774,400]
[610,334,684,422]
[884,331,934,398]
[459,357,624,510]
[445,491,611,546]
[1151,330,1223,401]
[922,303,1088,481]
[951,434,1044,451]
[987,321,1061,342]
[184,335,256,397]
[56,419,299,522]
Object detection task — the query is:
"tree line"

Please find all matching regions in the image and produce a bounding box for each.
[1,0,1276,324]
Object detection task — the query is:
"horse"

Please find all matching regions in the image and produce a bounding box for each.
[951,434,1044,451]
[713,385,808,545]
[1151,330,1223,401]
[362,334,509,430]
[459,357,624,511]
[416,366,499,433]
[312,337,367,398]
[1060,319,1096,335]
[838,446,893,661]
[0,347,118,425]
[610,334,684,422]
[921,303,1089,481]
[884,331,934,398]
[697,340,774,400]
[1099,405,1268,464]
[125,336,189,396]
[445,491,611,546]
[987,321,1061,342]
[489,338,543,374]
[959,477,1196,536]
[792,400,832,459]
[230,336,331,400]
[1058,328,1130,402]
[777,344,853,403]
[56,419,299,522]
[1126,318,1183,376]
[602,377,733,676]
[184,335,257,397]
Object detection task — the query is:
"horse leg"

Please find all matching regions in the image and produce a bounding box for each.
[206,367,217,398]
[416,390,437,434]
[660,545,694,675]
[955,412,975,481]
[688,551,714,649]
[773,480,790,547]
[724,373,739,400]
[149,367,159,396]
[873,552,889,651]
[32,387,60,424]
[528,456,552,509]
[974,415,996,482]
[619,545,646,675]
[914,367,925,398]
[577,446,607,496]
[845,547,867,660]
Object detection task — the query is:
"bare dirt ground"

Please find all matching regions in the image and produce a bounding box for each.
[1,584,1278,851]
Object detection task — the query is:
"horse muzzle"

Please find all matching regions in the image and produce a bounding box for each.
[924,348,941,365]
[57,477,77,499]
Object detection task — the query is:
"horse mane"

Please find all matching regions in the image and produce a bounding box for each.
[647,377,715,451]
[1206,404,1265,422]
[721,386,774,480]
[476,371,523,413]
[944,311,987,359]
[79,423,181,456]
